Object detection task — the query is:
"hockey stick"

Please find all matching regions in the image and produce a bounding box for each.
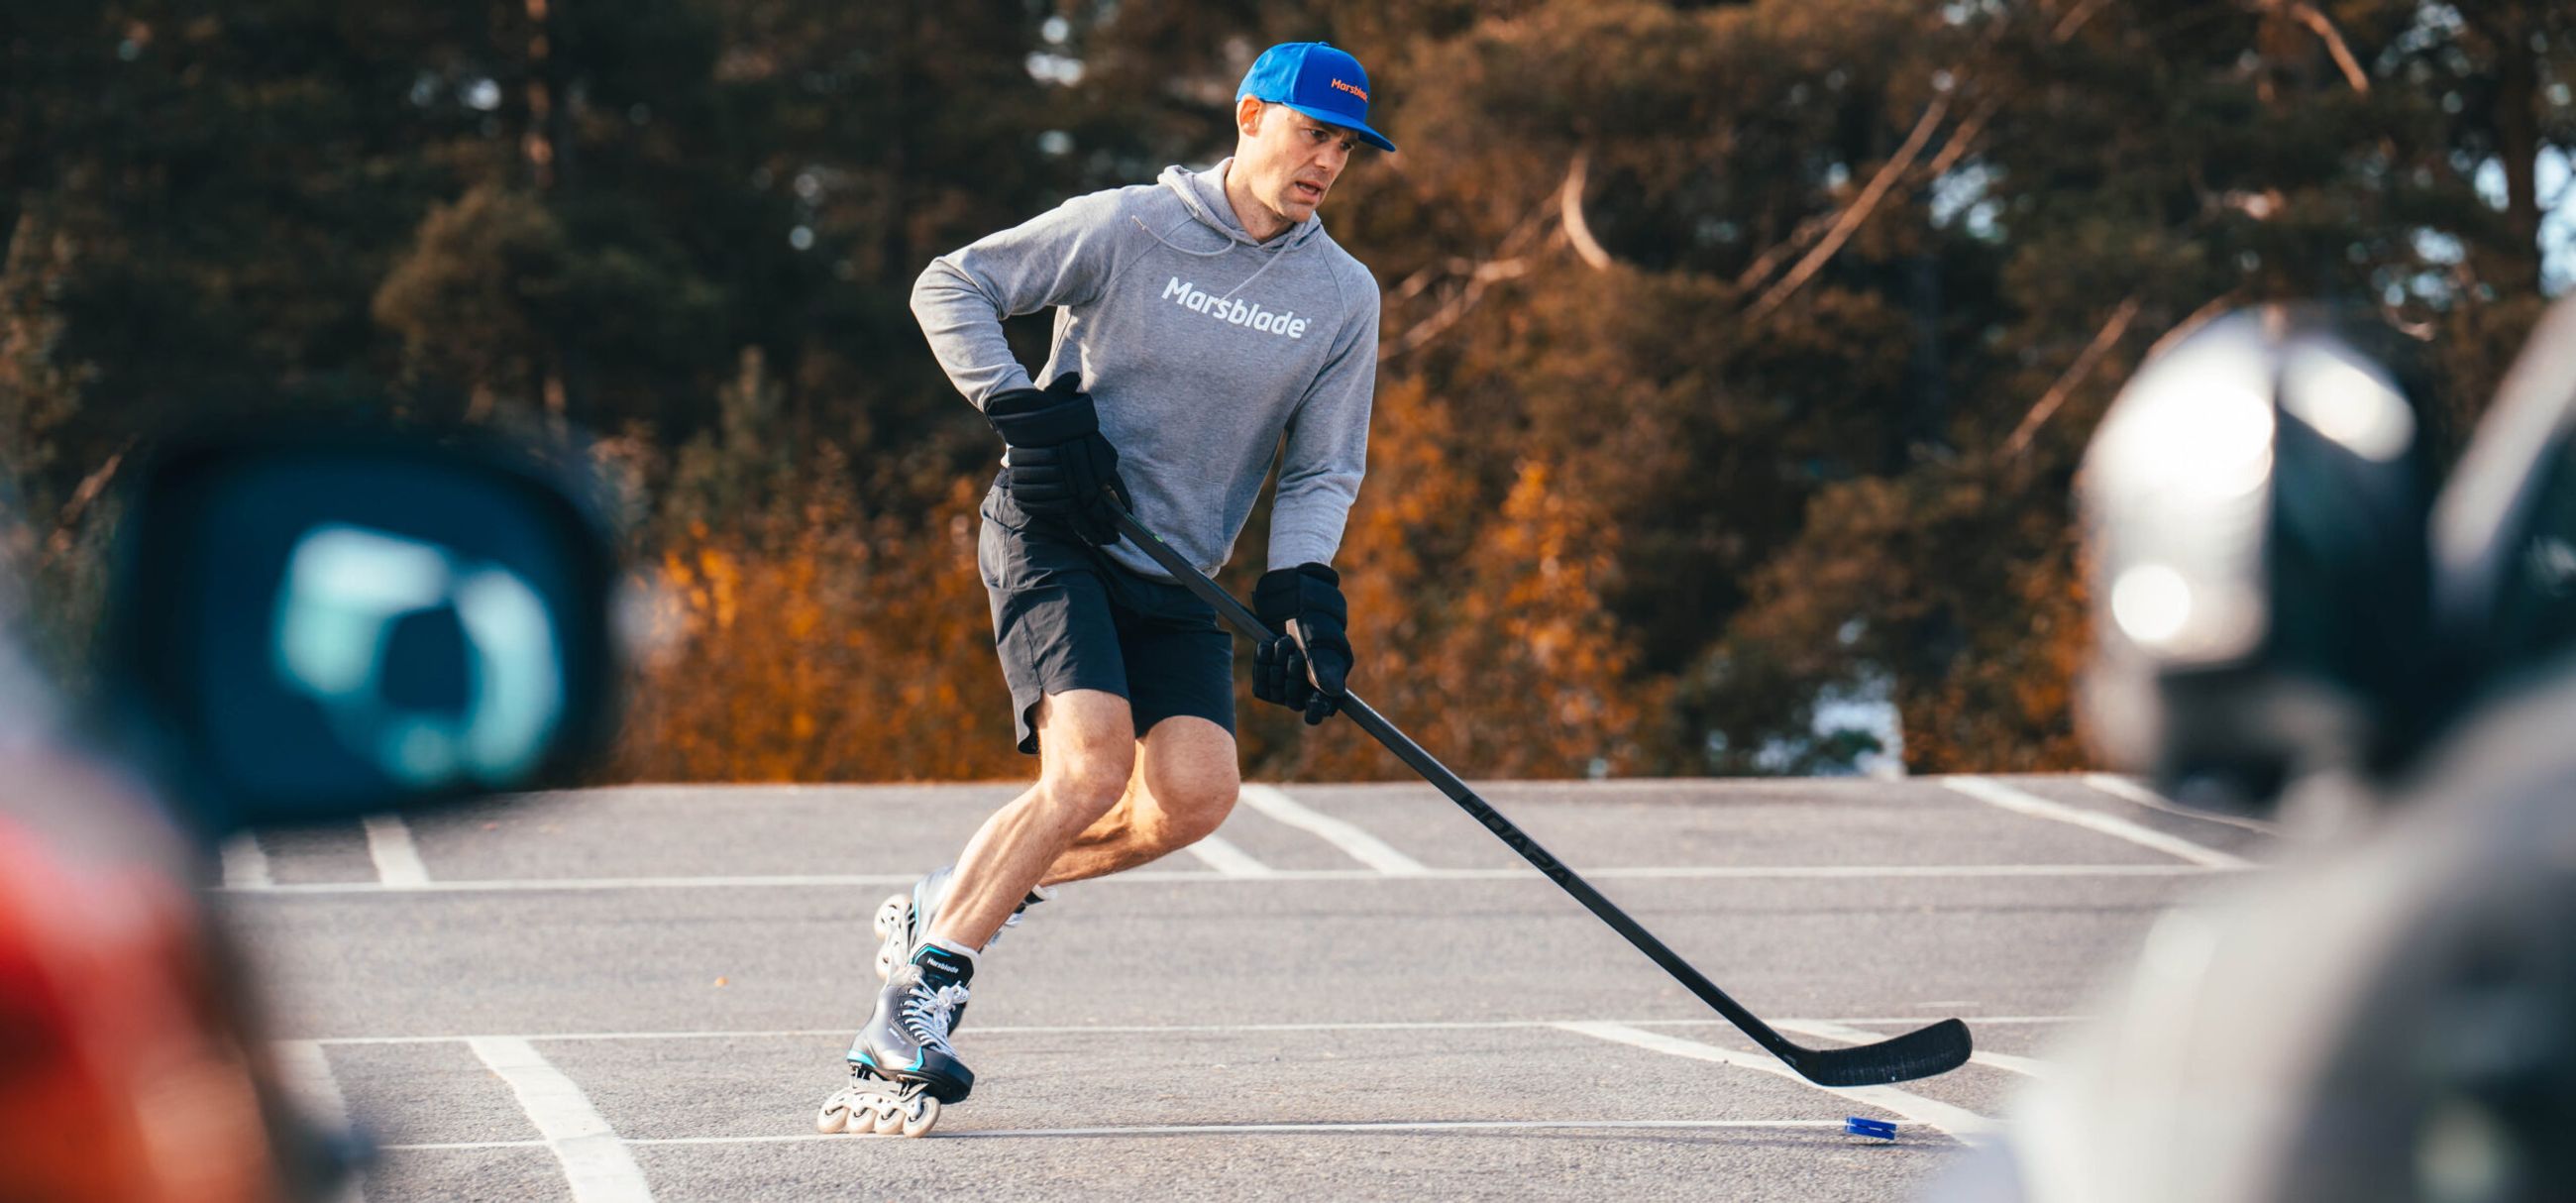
[1110,508,1972,1087]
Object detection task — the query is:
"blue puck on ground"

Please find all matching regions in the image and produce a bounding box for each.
[1845,1116,1898,1141]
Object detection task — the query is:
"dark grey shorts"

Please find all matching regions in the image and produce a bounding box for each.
[976,479,1235,755]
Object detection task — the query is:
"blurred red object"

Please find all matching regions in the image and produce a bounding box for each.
[0,740,280,1203]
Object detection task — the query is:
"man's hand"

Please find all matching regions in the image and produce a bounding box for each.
[1253,562,1352,725]
[984,375,1133,545]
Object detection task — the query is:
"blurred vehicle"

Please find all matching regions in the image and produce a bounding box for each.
[0,425,622,1201]
[1937,299,2576,1202]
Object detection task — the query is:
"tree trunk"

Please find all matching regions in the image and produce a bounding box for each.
[2493,25,2542,294]
[2469,4,2545,294]
[1902,245,1946,471]
[522,0,569,192]
[522,0,587,424]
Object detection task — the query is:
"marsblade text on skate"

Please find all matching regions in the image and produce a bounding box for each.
[816,945,976,1138]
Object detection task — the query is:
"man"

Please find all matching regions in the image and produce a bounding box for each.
[817,42,1393,1137]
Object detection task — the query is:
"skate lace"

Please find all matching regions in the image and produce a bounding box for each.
[901,982,971,1053]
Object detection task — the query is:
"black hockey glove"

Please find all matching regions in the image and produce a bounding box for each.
[1252,562,1351,725]
[985,375,1133,546]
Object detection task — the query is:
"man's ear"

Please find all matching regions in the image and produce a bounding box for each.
[1235,96,1266,139]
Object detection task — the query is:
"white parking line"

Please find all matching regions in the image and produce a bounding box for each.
[301,1014,2088,1046]
[1236,785,1430,875]
[221,833,273,890]
[362,816,433,887]
[1556,1022,1992,1142]
[276,1041,368,1203]
[1771,1018,2052,1079]
[378,1118,1850,1151]
[1183,833,1275,877]
[1943,776,2250,868]
[468,1038,652,1202]
[2081,773,2283,835]
[219,861,2223,896]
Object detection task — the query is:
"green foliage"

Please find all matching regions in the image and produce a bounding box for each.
[374,184,569,406]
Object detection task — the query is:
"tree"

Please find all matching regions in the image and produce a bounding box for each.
[4,0,2562,780]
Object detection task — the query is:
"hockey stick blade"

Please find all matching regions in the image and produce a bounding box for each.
[1783,1018,1973,1087]
[1105,507,1977,1088]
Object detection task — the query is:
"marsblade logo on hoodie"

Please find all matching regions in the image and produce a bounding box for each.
[1162,275,1310,339]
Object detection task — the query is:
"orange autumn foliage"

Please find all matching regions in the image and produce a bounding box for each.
[1237,379,1665,782]
[613,468,1024,782]
[606,374,1665,783]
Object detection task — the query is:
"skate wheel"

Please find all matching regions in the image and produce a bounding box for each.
[872,894,907,939]
[868,1098,907,1136]
[814,1093,852,1135]
[900,1094,939,1138]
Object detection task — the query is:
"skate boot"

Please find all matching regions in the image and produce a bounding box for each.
[815,943,977,1138]
[872,865,1054,987]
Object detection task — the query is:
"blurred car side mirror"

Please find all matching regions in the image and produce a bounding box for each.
[2078,308,2429,812]
[100,426,623,835]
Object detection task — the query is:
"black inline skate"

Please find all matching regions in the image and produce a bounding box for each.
[816,943,976,1138]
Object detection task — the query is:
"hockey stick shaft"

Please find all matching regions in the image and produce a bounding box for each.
[1109,510,1970,1086]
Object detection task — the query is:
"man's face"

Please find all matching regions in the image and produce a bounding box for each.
[1235,100,1361,226]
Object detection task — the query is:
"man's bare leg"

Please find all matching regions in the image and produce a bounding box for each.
[1043,715,1240,885]
[925,690,1133,952]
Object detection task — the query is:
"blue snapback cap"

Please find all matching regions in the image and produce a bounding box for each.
[1235,42,1395,153]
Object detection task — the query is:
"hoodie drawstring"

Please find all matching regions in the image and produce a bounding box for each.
[1131,213,1234,258]
[1139,162,1317,301]
[1216,244,1294,301]
[1127,212,1301,301]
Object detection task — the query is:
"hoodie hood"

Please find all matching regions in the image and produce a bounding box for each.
[1160,161,1327,253]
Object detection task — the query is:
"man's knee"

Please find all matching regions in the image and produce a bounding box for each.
[1045,749,1134,820]
[1141,731,1240,844]
[1160,778,1238,845]
[1034,692,1136,820]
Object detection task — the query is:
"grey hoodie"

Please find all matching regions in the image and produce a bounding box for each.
[912,160,1377,580]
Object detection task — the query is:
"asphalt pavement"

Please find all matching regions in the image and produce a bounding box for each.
[220,774,2278,1201]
